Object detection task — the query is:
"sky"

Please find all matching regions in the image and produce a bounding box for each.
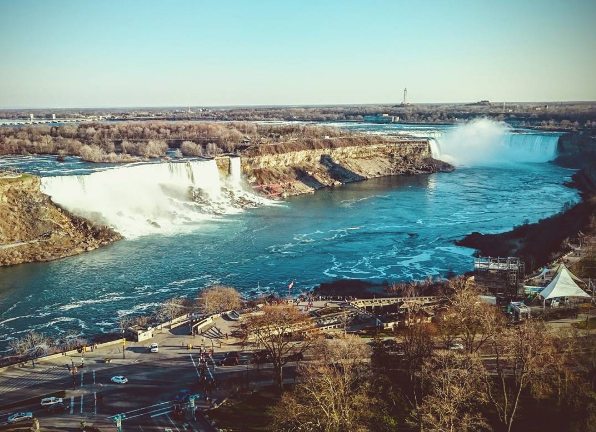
[0,0,595,108]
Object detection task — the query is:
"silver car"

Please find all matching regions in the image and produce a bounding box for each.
[8,412,33,423]
[111,375,128,384]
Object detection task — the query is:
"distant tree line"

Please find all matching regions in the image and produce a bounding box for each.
[0,121,399,162]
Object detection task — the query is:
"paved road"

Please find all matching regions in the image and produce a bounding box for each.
[0,342,295,431]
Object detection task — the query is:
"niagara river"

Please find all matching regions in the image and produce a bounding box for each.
[0,120,579,350]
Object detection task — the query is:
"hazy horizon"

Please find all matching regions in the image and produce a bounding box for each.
[2,100,596,112]
[1,0,595,108]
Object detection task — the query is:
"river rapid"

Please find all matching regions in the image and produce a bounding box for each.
[0,120,579,349]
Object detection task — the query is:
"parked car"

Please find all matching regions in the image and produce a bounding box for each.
[149,342,159,353]
[448,342,464,351]
[8,412,33,423]
[41,397,63,407]
[111,375,128,384]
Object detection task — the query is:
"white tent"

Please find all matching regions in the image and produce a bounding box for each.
[539,264,590,300]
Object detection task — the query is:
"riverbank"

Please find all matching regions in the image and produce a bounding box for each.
[457,164,595,273]
[0,173,121,266]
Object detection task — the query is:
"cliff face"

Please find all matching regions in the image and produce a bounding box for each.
[0,174,121,266]
[555,129,596,170]
[241,141,452,197]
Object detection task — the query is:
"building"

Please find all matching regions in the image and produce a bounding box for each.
[474,257,525,298]
[126,325,154,342]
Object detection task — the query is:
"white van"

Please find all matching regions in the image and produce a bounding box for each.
[150,342,159,353]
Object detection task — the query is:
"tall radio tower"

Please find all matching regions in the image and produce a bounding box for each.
[403,88,408,105]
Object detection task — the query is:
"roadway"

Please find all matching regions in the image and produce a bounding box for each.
[0,340,295,431]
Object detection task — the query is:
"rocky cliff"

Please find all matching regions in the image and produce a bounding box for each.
[0,173,121,266]
[241,140,452,197]
[555,129,596,170]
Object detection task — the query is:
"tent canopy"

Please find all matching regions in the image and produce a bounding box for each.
[539,264,590,300]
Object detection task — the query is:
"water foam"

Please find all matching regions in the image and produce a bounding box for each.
[432,118,559,166]
[41,159,271,238]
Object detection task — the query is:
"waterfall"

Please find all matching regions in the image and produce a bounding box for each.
[429,138,442,159]
[229,156,242,189]
[40,159,269,238]
[430,118,559,166]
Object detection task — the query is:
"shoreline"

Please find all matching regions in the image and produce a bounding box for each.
[456,166,595,273]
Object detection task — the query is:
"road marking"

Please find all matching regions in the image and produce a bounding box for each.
[80,394,83,414]
[166,414,181,432]
[94,391,97,415]
[113,400,171,417]
[119,406,173,421]
[149,409,172,418]
[93,370,96,385]
[70,396,74,414]
[81,370,84,387]
[189,353,200,378]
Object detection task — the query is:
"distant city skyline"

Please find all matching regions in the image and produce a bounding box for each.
[0,0,595,108]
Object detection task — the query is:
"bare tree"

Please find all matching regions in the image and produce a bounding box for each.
[61,330,87,352]
[402,322,436,382]
[143,139,168,158]
[197,285,242,315]
[243,304,316,389]
[439,278,503,353]
[9,332,51,366]
[180,141,203,157]
[484,319,564,432]
[271,335,374,431]
[156,297,187,326]
[418,351,489,432]
[79,144,105,162]
[205,142,223,156]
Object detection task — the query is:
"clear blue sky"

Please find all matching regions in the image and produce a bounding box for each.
[0,0,594,108]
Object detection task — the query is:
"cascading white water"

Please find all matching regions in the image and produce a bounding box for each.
[429,138,442,160]
[229,157,242,189]
[431,118,559,166]
[41,159,269,238]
